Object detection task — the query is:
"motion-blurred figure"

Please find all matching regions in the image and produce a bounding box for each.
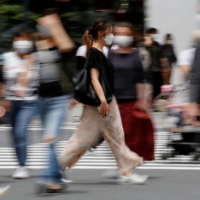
[2,28,39,179]
[145,28,169,99]
[0,100,11,197]
[35,9,74,193]
[162,34,177,85]
[188,31,200,121]
[110,22,154,161]
[59,18,146,185]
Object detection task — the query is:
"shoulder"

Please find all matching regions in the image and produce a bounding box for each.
[88,47,102,57]
[76,45,87,57]
[3,52,16,60]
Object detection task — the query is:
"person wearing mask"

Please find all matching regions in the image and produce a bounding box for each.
[59,18,147,185]
[1,28,39,179]
[110,22,154,161]
[161,34,177,85]
[76,30,107,151]
[35,10,74,192]
[145,28,169,99]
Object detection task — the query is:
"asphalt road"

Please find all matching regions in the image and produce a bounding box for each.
[0,169,200,200]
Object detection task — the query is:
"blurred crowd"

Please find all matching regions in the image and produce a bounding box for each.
[0,7,200,197]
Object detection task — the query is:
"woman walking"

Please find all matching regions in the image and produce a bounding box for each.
[59,18,147,184]
[35,11,74,192]
[110,22,155,161]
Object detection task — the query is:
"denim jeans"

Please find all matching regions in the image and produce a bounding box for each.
[38,95,69,184]
[10,100,39,167]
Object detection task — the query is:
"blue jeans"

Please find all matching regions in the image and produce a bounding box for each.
[38,95,69,184]
[10,100,39,167]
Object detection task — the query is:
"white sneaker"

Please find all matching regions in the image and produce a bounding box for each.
[0,185,10,197]
[118,174,148,185]
[12,167,30,179]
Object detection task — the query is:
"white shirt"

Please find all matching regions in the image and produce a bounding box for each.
[178,48,196,66]
[2,52,39,101]
[76,45,109,57]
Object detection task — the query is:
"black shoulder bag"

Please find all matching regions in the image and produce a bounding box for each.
[73,52,112,107]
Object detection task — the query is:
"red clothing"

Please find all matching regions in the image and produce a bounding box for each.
[118,101,155,161]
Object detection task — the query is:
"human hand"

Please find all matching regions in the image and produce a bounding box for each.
[0,106,6,118]
[98,101,110,118]
[69,99,78,110]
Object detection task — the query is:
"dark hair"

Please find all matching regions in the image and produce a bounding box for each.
[13,27,32,39]
[43,8,58,16]
[145,27,157,34]
[85,18,111,56]
[114,22,135,36]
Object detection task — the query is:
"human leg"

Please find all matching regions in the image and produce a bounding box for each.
[12,100,39,178]
[38,96,69,188]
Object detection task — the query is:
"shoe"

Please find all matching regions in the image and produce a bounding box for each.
[118,174,148,185]
[102,169,119,179]
[12,167,30,179]
[0,185,10,197]
[59,167,73,183]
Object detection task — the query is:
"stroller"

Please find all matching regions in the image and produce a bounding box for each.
[153,84,200,161]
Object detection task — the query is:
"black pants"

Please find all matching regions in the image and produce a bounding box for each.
[152,71,162,99]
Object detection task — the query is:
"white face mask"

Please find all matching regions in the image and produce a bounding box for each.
[13,40,33,54]
[103,34,114,45]
[113,36,133,47]
[166,40,173,45]
[151,34,158,41]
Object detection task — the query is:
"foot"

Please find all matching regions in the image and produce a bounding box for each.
[0,185,10,197]
[35,182,66,194]
[12,167,30,179]
[118,174,148,185]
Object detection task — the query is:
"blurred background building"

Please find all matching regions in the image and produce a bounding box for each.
[1,0,200,54]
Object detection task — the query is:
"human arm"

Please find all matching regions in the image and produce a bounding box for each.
[90,68,110,117]
[37,14,74,52]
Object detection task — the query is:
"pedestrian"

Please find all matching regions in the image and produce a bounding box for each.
[35,9,74,192]
[0,84,11,197]
[59,18,147,184]
[145,28,169,99]
[2,28,39,179]
[76,29,108,151]
[161,34,177,85]
[109,22,155,161]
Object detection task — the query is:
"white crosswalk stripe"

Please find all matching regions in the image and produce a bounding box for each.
[0,112,200,170]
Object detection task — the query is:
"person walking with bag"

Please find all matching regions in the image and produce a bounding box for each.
[109,22,155,161]
[59,18,147,184]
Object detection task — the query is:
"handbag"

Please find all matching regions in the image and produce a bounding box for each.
[73,50,112,107]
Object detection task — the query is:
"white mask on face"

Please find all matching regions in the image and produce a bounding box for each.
[103,34,114,45]
[113,36,134,47]
[13,41,33,54]
[151,34,158,41]
[166,40,173,45]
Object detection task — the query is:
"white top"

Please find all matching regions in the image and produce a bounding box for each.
[2,52,39,101]
[177,48,196,66]
[76,45,109,57]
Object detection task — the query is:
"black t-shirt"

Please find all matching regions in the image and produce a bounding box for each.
[146,41,165,72]
[109,50,144,101]
[36,47,64,98]
[87,47,114,95]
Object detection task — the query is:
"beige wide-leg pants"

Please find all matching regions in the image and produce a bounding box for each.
[59,98,143,174]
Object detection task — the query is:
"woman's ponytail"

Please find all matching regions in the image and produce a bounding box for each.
[82,30,93,57]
